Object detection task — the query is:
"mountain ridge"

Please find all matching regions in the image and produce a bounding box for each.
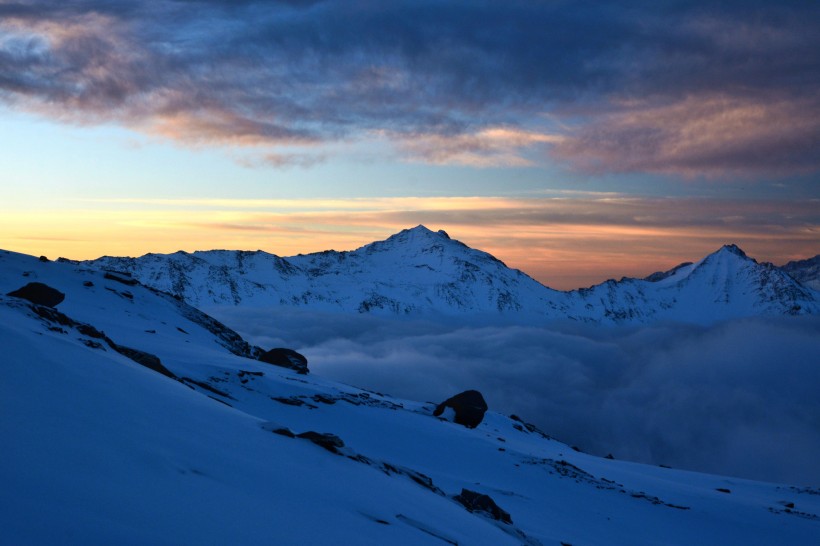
[80,226,819,325]
[781,254,820,291]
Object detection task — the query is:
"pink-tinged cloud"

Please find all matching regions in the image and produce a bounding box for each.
[552,94,820,177]
[1,2,817,178]
[395,127,564,168]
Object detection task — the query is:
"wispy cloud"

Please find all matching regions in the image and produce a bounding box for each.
[552,95,820,177]
[1,1,817,178]
[395,127,564,167]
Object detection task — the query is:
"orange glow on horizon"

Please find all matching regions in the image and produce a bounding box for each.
[1,197,816,290]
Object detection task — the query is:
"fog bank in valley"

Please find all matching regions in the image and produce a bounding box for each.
[210,307,820,486]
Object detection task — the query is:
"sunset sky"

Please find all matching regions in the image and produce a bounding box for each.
[1,0,818,289]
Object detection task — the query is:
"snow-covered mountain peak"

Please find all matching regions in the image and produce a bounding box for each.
[358,225,461,255]
[697,244,754,267]
[79,231,819,324]
[716,243,748,258]
[649,244,757,286]
[393,224,449,239]
[693,244,746,269]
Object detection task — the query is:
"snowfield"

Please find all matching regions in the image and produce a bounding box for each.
[2,248,819,544]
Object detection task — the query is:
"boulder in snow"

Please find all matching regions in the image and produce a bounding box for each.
[296,431,345,454]
[433,390,487,428]
[454,488,512,524]
[7,282,65,307]
[259,347,309,374]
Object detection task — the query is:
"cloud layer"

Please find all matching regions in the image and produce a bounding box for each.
[2,1,818,176]
[211,307,820,486]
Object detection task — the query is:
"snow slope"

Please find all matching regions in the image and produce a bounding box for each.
[2,250,819,544]
[781,254,820,291]
[84,226,820,325]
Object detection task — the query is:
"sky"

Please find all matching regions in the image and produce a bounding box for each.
[1,0,818,289]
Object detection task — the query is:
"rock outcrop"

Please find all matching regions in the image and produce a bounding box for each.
[7,282,65,307]
[433,390,488,428]
[455,488,512,524]
[259,347,309,374]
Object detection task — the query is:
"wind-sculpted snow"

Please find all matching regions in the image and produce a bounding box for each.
[85,225,819,325]
[3,248,820,544]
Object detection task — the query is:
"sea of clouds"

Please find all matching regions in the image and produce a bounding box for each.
[210,307,820,486]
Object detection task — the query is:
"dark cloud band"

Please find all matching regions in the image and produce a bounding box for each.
[1,1,818,176]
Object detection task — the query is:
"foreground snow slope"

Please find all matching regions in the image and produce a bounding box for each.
[2,250,819,545]
[85,226,819,325]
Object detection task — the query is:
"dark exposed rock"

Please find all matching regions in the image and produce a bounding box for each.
[30,304,77,327]
[296,431,345,454]
[272,396,309,407]
[454,488,512,524]
[508,414,551,438]
[38,255,49,262]
[260,422,296,437]
[76,323,106,339]
[7,282,65,307]
[104,272,139,286]
[389,465,441,493]
[83,281,94,287]
[259,347,309,374]
[179,377,233,398]
[113,345,176,379]
[105,287,134,300]
[433,390,487,428]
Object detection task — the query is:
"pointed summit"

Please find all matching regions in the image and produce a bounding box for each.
[409,224,434,233]
[716,244,748,258]
[689,244,756,276]
[394,224,447,238]
[378,225,454,248]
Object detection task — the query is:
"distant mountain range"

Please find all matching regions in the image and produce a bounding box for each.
[83,225,819,325]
